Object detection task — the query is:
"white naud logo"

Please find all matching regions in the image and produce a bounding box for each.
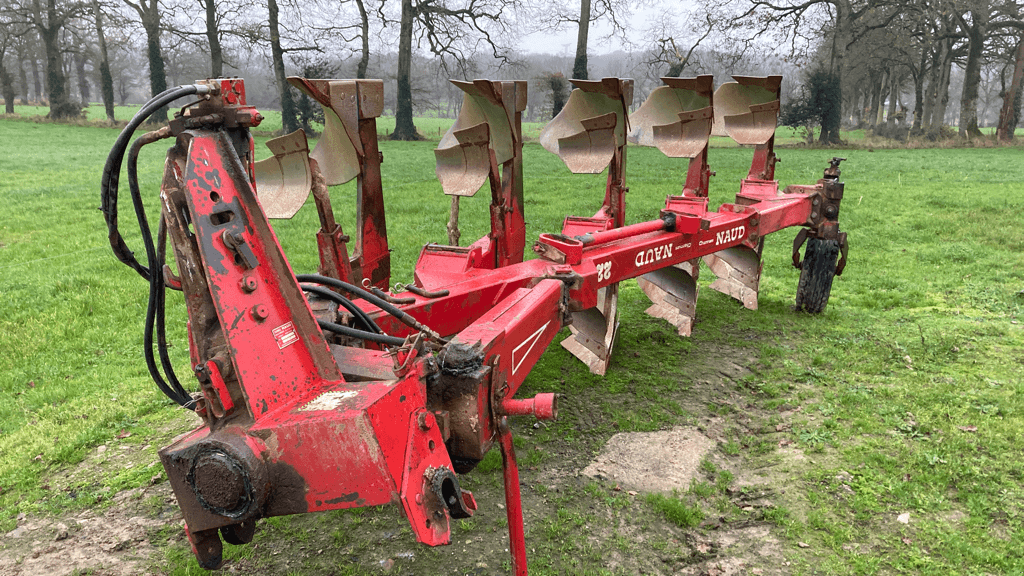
[634,243,674,268]
[512,321,550,374]
[715,226,745,246]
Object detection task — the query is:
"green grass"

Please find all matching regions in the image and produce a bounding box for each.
[0,114,1022,574]
[0,101,860,145]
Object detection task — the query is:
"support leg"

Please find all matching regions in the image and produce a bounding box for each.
[498,417,528,576]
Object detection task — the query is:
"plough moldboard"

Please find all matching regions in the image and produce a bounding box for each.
[100,74,849,573]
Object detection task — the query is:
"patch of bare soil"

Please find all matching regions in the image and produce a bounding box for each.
[582,427,716,492]
[0,483,180,576]
[0,334,819,576]
[0,414,198,576]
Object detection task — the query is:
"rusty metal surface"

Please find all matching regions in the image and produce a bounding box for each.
[253,130,312,219]
[629,75,713,156]
[435,122,493,197]
[560,285,619,375]
[712,76,782,142]
[723,100,781,146]
[637,259,699,336]
[703,242,764,310]
[539,78,633,174]
[288,79,361,185]
[435,80,524,197]
[106,76,851,576]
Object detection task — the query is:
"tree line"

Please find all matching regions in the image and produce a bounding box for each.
[1,0,1022,142]
[709,0,1024,142]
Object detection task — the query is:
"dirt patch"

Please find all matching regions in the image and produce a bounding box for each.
[678,524,788,576]
[0,483,180,576]
[581,427,716,493]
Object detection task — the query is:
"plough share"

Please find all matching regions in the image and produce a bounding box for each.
[100,74,849,573]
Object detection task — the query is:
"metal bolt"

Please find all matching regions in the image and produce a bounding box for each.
[251,305,269,321]
[240,276,258,293]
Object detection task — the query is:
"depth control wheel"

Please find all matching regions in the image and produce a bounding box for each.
[795,237,839,314]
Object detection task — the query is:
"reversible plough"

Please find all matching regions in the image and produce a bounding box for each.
[100,74,848,573]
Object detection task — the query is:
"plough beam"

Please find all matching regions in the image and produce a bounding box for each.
[100,74,849,575]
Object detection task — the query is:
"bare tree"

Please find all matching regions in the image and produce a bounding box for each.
[387,0,523,141]
[996,34,1024,139]
[1,28,17,113]
[355,0,370,78]
[92,0,115,121]
[713,0,902,142]
[122,0,169,121]
[644,8,718,77]
[535,0,639,81]
[1,0,90,117]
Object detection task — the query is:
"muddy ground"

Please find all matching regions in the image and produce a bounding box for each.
[0,338,819,576]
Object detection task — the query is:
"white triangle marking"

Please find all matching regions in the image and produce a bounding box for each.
[512,321,550,375]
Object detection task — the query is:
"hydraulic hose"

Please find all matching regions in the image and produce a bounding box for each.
[129,133,192,407]
[299,283,383,335]
[295,274,445,342]
[101,84,213,279]
[316,320,406,347]
[100,84,213,409]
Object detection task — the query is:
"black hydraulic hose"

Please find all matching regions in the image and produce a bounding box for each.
[295,274,441,339]
[299,283,382,334]
[317,320,406,347]
[99,84,212,410]
[101,84,211,279]
[129,135,192,408]
[156,216,194,408]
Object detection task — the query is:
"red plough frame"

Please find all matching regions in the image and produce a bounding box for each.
[102,75,848,574]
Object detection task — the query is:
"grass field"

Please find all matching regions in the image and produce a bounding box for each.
[1,101,852,145]
[0,114,1022,575]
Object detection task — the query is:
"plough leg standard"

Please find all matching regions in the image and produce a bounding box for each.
[100,75,848,573]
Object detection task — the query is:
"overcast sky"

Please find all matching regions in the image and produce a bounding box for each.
[516,4,680,56]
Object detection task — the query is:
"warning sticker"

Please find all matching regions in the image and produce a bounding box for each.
[272,321,299,349]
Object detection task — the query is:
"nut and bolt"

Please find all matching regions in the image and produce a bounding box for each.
[251,305,269,321]
[240,276,258,293]
[418,412,432,431]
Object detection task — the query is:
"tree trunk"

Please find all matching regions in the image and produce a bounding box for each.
[355,0,369,79]
[16,42,29,103]
[933,44,954,133]
[912,50,926,131]
[1,63,15,114]
[392,0,419,140]
[93,0,116,122]
[958,13,987,139]
[1013,76,1024,135]
[874,69,887,126]
[204,0,223,77]
[37,0,73,118]
[996,37,1024,140]
[820,4,851,144]
[268,0,298,133]
[921,46,940,128]
[868,69,882,127]
[886,71,899,127]
[74,49,90,104]
[31,45,43,102]
[572,0,591,80]
[133,0,169,123]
